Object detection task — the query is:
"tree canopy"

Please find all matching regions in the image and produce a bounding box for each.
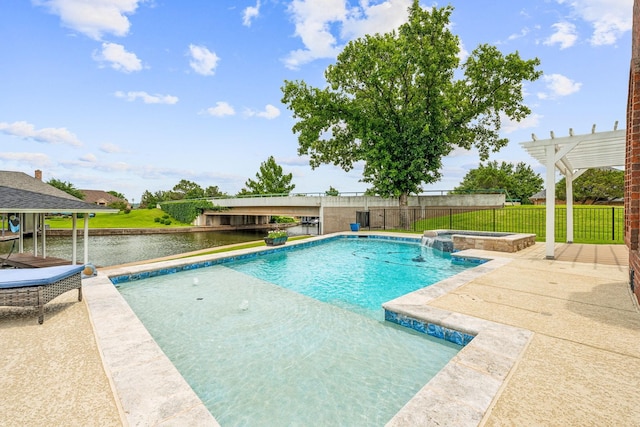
[452,161,543,204]
[47,178,85,200]
[239,156,295,195]
[281,1,541,206]
[556,168,624,203]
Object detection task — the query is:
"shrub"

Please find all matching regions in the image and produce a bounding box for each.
[159,200,225,224]
[267,230,288,238]
[154,217,161,223]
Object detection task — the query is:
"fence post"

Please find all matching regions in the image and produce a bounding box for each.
[449,208,452,230]
[493,209,496,232]
[612,206,615,241]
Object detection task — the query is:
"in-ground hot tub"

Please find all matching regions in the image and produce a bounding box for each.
[422,230,536,253]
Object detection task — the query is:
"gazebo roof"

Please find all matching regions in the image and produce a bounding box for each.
[520,124,625,175]
[0,171,117,214]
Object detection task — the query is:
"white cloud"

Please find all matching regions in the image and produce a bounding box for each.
[284,0,413,69]
[100,143,123,153]
[537,73,582,99]
[564,0,632,46]
[0,121,82,146]
[544,22,578,49]
[245,104,281,119]
[501,113,543,134]
[188,44,220,76]
[79,153,97,162]
[243,1,260,27]
[341,0,412,39]
[0,152,51,167]
[93,42,143,73]
[204,102,235,117]
[115,91,179,104]
[507,27,531,42]
[35,0,145,40]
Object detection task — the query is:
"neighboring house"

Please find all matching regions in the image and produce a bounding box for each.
[80,190,129,208]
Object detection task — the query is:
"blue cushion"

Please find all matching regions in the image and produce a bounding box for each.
[0,265,85,289]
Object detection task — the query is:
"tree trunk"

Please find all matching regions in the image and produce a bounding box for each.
[399,192,409,230]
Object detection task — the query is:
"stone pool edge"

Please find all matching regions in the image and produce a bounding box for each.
[382,256,534,426]
[82,232,533,426]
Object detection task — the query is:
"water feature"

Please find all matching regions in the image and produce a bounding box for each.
[116,236,474,425]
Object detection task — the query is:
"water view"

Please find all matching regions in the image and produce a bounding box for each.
[0,230,267,267]
[0,224,320,267]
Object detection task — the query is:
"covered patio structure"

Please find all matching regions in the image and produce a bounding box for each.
[520,123,626,259]
[0,170,118,267]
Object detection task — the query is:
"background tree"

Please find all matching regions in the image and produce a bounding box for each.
[204,185,227,198]
[556,168,624,204]
[107,190,126,200]
[239,156,295,195]
[452,161,543,204]
[281,2,541,212]
[170,179,205,200]
[139,190,169,208]
[325,186,339,196]
[47,178,85,200]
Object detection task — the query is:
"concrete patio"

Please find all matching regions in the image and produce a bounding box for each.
[0,241,638,426]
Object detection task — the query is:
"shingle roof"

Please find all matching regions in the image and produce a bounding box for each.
[0,171,118,214]
[80,189,125,205]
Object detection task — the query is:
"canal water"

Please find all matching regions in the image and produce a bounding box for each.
[0,225,319,268]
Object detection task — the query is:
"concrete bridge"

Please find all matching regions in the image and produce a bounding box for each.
[195,194,506,234]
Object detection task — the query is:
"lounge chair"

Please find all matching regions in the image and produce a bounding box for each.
[0,265,84,324]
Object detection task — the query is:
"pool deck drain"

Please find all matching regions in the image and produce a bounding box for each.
[1,235,638,426]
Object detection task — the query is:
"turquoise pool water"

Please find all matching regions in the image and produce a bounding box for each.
[227,237,472,319]
[116,237,474,426]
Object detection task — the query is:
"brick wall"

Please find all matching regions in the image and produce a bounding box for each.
[626,0,640,303]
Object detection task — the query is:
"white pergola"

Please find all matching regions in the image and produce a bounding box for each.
[520,123,626,259]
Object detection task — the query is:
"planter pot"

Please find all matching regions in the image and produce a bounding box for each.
[265,236,288,246]
[350,223,360,232]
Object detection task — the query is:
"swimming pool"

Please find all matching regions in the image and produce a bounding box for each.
[115,236,476,425]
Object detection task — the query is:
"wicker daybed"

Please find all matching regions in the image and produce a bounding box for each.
[0,265,84,324]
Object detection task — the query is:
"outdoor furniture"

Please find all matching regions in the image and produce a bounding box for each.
[0,265,84,324]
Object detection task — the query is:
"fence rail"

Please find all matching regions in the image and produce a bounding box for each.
[358,206,625,244]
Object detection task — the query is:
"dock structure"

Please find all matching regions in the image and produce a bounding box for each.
[0,253,72,269]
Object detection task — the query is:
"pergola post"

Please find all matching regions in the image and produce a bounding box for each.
[545,145,556,259]
[566,173,574,243]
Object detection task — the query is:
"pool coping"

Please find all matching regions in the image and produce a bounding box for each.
[82,232,533,426]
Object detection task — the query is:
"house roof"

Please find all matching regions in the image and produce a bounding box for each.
[0,171,118,214]
[81,189,125,205]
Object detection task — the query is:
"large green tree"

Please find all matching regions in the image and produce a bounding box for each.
[281,2,541,209]
[170,179,205,200]
[452,161,543,204]
[47,178,85,200]
[556,168,624,203]
[239,156,295,195]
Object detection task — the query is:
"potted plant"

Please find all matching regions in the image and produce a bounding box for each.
[264,229,288,246]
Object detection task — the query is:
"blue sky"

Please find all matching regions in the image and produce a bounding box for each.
[0,0,633,202]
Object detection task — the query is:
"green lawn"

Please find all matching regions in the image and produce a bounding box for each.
[45,208,192,229]
[413,205,624,244]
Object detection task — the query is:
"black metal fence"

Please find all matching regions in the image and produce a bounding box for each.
[358,206,625,243]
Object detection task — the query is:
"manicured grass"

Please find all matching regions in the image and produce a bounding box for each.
[413,205,624,244]
[45,209,192,229]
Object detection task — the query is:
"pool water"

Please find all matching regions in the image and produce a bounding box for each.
[227,237,471,319]
[116,237,473,426]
